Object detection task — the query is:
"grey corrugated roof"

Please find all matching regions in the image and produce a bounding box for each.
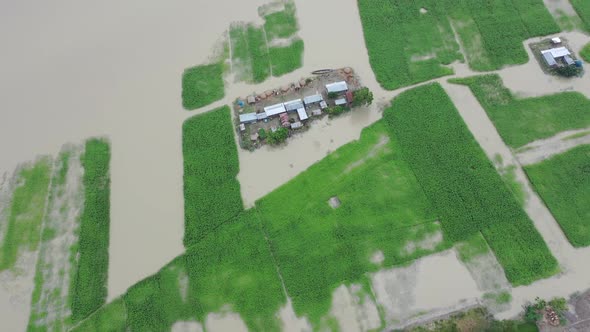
[264,103,287,117]
[335,98,347,105]
[543,52,557,66]
[326,81,348,93]
[284,99,304,111]
[239,113,258,123]
[303,94,323,105]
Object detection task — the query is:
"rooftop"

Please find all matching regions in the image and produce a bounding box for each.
[541,47,571,58]
[326,81,348,93]
[264,103,287,117]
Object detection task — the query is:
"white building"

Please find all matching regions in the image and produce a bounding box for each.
[326,81,348,94]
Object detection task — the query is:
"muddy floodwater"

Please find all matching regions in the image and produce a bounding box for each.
[2,0,590,330]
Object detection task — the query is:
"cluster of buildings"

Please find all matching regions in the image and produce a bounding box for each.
[238,80,351,131]
[540,37,580,68]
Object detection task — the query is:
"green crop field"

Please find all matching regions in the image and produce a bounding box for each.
[571,0,590,31]
[182,106,243,247]
[384,83,558,285]
[70,138,111,322]
[358,0,559,89]
[263,1,298,39]
[181,63,225,110]
[581,43,590,62]
[0,157,52,271]
[451,74,590,148]
[257,121,443,324]
[73,212,286,332]
[525,145,590,247]
[269,39,304,76]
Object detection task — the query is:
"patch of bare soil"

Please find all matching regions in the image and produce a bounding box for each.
[516,127,590,166]
[403,229,444,256]
[278,297,312,332]
[205,308,249,332]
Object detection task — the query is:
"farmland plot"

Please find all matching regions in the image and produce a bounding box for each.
[525,145,590,247]
[358,0,559,89]
[28,146,84,332]
[256,121,445,326]
[571,0,590,31]
[182,106,243,247]
[181,63,225,111]
[451,74,590,148]
[384,83,558,286]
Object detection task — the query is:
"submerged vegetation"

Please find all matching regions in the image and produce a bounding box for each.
[451,74,590,148]
[181,63,225,110]
[182,106,243,246]
[0,157,52,271]
[70,138,111,323]
[384,83,557,285]
[581,42,590,62]
[525,145,590,247]
[571,0,590,31]
[358,0,559,89]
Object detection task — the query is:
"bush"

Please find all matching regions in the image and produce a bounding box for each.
[326,105,345,116]
[352,87,374,107]
[267,127,289,145]
[556,65,581,77]
[327,92,339,99]
[181,63,225,110]
[384,83,557,285]
[71,138,111,322]
[258,128,267,140]
[182,107,243,246]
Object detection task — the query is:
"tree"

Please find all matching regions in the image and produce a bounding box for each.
[326,106,344,116]
[268,127,288,145]
[352,87,374,106]
[556,65,580,77]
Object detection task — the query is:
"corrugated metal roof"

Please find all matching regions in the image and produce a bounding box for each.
[543,52,557,66]
[291,121,303,129]
[256,113,268,120]
[284,99,304,112]
[264,103,287,117]
[303,94,323,105]
[335,98,347,106]
[564,55,575,65]
[326,81,348,93]
[239,113,258,123]
[542,47,571,58]
[297,108,308,121]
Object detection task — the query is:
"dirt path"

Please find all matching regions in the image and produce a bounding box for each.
[516,127,590,166]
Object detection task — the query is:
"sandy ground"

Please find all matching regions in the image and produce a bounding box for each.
[516,127,590,166]
[28,145,84,331]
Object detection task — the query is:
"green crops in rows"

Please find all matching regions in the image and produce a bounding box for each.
[70,138,111,322]
[525,145,590,247]
[358,0,559,89]
[182,106,243,247]
[384,83,557,285]
[451,74,590,148]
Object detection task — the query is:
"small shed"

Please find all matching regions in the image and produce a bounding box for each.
[335,98,347,106]
[247,95,256,105]
[239,123,246,131]
[280,113,290,127]
[239,113,258,124]
[303,94,323,106]
[319,101,328,110]
[564,55,575,66]
[297,108,309,121]
[291,121,303,129]
[311,109,322,116]
[326,81,349,94]
[551,37,562,44]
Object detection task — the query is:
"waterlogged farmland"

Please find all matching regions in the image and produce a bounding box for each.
[181,63,225,111]
[525,145,590,247]
[451,74,590,148]
[571,0,590,31]
[358,0,559,89]
[384,83,558,285]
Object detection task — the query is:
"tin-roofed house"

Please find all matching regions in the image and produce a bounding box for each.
[325,81,348,94]
[303,94,324,107]
[541,47,572,68]
[239,112,258,124]
[264,103,287,117]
